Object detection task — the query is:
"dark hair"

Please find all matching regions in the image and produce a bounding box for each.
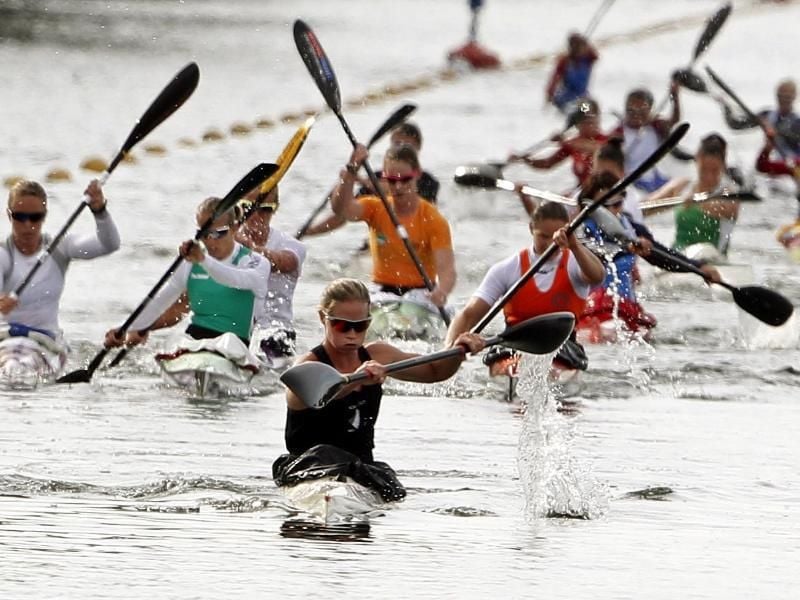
[626,88,654,107]
[698,133,727,160]
[595,137,625,169]
[392,122,422,148]
[572,97,599,124]
[532,201,569,224]
[578,171,620,203]
[384,143,420,170]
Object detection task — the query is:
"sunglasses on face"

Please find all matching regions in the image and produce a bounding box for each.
[197,226,230,240]
[381,171,419,185]
[9,210,46,223]
[257,203,278,214]
[324,314,372,333]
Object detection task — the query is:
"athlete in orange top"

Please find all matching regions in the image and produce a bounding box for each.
[445,201,604,343]
[332,143,456,308]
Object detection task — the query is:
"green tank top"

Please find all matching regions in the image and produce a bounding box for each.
[673,204,720,250]
[187,245,255,340]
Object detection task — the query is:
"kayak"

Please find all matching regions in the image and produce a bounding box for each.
[576,288,656,345]
[368,289,451,341]
[155,332,260,398]
[281,477,384,524]
[0,325,68,389]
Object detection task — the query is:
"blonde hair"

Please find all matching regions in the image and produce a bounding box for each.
[8,180,47,209]
[318,278,370,314]
[197,196,236,226]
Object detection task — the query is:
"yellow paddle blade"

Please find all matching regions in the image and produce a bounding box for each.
[259,115,316,195]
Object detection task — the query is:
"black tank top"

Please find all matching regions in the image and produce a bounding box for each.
[284,345,383,463]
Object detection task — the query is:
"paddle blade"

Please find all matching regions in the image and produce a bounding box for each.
[280,361,347,409]
[294,20,341,113]
[673,68,707,93]
[258,116,316,196]
[367,103,417,149]
[109,62,200,172]
[56,368,92,384]
[216,162,278,220]
[453,165,500,189]
[498,312,576,355]
[693,3,732,61]
[732,286,794,327]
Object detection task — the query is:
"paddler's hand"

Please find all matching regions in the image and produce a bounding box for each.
[450,332,485,357]
[0,293,19,315]
[345,144,369,173]
[354,360,386,385]
[85,178,107,213]
[427,285,448,308]
[553,226,578,250]
[634,237,652,256]
[699,264,722,284]
[104,328,126,348]
[180,240,205,263]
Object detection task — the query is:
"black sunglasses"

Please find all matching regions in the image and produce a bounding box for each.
[10,211,46,223]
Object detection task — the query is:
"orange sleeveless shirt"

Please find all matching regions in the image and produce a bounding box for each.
[503,248,586,326]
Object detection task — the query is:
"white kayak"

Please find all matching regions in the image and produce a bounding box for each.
[281,476,384,524]
[368,289,452,341]
[155,332,260,398]
[0,325,68,389]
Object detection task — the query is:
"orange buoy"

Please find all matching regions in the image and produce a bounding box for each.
[80,156,108,173]
[45,168,72,182]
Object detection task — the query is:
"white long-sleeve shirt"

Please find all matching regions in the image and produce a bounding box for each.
[0,211,121,334]
[128,242,270,332]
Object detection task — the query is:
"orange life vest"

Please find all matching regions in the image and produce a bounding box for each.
[503,248,586,326]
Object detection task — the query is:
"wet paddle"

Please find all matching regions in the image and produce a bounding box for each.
[591,206,794,327]
[295,103,416,240]
[57,162,278,385]
[654,3,732,115]
[281,312,575,409]
[640,190,761,217]
[470,122,690,334]
[294,20,451,325]
[453,165,577,207]
[14,63,200,298]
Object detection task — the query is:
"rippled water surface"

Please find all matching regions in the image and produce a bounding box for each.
[1,1,799,598]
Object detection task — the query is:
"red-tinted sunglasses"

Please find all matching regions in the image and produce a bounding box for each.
[325,314,372,333]
[381,171,419,184]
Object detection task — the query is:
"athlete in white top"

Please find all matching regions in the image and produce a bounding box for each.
[0,179,120,337]
[237,187,306,359]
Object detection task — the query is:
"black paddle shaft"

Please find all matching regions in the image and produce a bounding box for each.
[14,63,200,298]
[471,122,690,334]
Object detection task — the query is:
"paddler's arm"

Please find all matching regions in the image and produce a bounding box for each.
[430,248,456,307]
[366,334,485,383]
[331,144,369,222]
[444,297,491,347]
[646,176,689,202]
[557,226,605,285]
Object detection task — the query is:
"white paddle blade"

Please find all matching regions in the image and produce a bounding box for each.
[280,361,347,409]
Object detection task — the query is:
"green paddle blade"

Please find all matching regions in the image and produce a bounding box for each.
[733,286,794,327]
[497,312,576,355]
[280,361,347,410]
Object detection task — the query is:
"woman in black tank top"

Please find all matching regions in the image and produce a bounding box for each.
[274,279,483,499]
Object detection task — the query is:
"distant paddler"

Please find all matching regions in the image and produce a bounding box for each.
[104,196,268,353]
[332,143,456,312]
[237,186,306,365]
[545,33,599,114]
[649,133,741,259]
[0,179,120,352]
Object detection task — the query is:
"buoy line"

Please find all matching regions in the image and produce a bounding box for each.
[3,0,793,189]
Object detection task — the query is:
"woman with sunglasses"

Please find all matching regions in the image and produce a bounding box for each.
[578,172,720,341]
[0,178,120,342]
[332,143,456,312]
[236,186,306,366]
[509,98,608,189]
[273,278,483,502]
[105,197,268,355]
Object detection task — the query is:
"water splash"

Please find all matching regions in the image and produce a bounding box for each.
[516,355,608,520]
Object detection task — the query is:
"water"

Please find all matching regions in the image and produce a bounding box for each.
[1,0,800,597]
